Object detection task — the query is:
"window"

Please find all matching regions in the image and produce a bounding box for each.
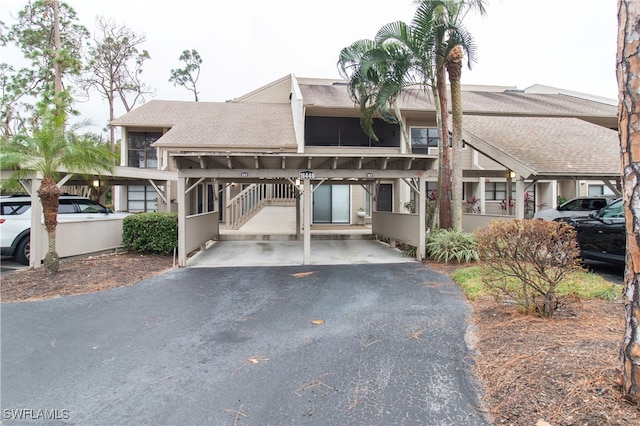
[128,185,157,212]
[128,132,161,168]
[601,199,623,218]
[410,128,440,154]
[410,127,461,154]
[409,181,439,204]
[376,184,393,212]
[58,199,77,214]
[305,117,399,147]
[197,184,215,214]
[485,182,508,201]
[75,199,108,213]
[588,184,615,196]
[365,185,372,216]
[0,201,29,215]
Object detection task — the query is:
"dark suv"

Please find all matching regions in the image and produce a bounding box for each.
[0,195,129,265]
[569,198,625,266]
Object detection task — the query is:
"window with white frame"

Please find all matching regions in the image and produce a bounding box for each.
[485,182,509,201]
[588,184,615,196]
[127,185,157,212]
[128,132,161,168]
[410,127,463,154]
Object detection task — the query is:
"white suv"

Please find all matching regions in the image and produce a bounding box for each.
[0,195,130,265]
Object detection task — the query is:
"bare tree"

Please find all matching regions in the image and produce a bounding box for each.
[80,17,153,148]
[617,0,640,404]
[169,49,202,101]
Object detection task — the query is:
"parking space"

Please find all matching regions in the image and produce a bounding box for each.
[188,239,415,267]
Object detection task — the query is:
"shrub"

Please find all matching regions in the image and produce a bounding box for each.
[474,219,582,317]
[426,229,479,264]
[402,244,417,257]
[452,265,621,303]
[122,213,178,254]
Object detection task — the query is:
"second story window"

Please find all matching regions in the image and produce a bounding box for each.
[128,132,161,168]
[410,127,462,154]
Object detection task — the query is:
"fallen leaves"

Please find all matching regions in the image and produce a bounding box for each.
[291,271,315,278]
[311,319,325,325]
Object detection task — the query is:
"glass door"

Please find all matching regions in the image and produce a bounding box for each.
[313,185,350,224]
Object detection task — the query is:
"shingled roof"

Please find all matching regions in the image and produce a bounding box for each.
[299,84,617,118]
[461,115,620,179]
[111,100,297,150]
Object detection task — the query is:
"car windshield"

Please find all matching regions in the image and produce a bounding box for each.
[600,199,623,219]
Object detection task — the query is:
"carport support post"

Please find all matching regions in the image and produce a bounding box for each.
[514,174,525,219]
[177,177,187,267]
[30,177,44,269]
[303,178,311,265]
[417,175,426,261]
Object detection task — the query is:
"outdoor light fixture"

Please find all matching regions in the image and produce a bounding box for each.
[509,171,516,179]
[92,179,100,188]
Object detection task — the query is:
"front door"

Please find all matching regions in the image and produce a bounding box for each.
[313,185,350,224]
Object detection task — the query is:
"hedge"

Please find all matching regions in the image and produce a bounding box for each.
[122,212,178,254]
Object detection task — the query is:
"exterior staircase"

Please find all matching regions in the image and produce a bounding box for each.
[226,183,297,230]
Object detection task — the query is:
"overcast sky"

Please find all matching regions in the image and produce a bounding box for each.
[0,0,619,131]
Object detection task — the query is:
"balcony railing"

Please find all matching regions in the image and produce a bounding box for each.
[226,183,297,229]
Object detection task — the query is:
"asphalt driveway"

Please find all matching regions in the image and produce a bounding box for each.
[1,263,489,425]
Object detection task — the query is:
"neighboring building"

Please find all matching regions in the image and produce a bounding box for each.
[109,74,621,265]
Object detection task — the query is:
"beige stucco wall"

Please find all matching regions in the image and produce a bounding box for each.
[372,211,421,247]
[185,211,219,254]
[40,218,127,259]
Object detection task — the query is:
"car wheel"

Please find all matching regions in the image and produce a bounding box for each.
[14,235,30,265]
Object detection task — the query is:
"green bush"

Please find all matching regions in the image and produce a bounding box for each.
[474,219,583,317]
[122,213,178,254]
[426,229,479,264]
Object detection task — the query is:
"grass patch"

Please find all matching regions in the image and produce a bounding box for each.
[451,266,485,300]
[452,265,621,302]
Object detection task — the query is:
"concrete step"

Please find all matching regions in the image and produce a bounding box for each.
[220,205,374,241]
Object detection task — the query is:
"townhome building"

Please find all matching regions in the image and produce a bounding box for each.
[109,74,620,266]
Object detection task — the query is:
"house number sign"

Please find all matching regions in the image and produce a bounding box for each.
[299,170,315,179]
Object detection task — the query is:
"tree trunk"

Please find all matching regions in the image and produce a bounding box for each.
[37,176,60,274]
[617,0,640,404]
[392,100,411,154]
[447,45,464,232]
[431,84,442,231]
[52,0,62,97]
[436,64,452,230]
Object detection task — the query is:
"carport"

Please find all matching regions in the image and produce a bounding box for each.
[1,167,175,268]
[171,152,436,267]
[458,115,622,230]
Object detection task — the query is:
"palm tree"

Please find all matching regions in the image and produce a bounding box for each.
[337,38,416,152]
[412,0,485,230]
[0,102,114,274]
